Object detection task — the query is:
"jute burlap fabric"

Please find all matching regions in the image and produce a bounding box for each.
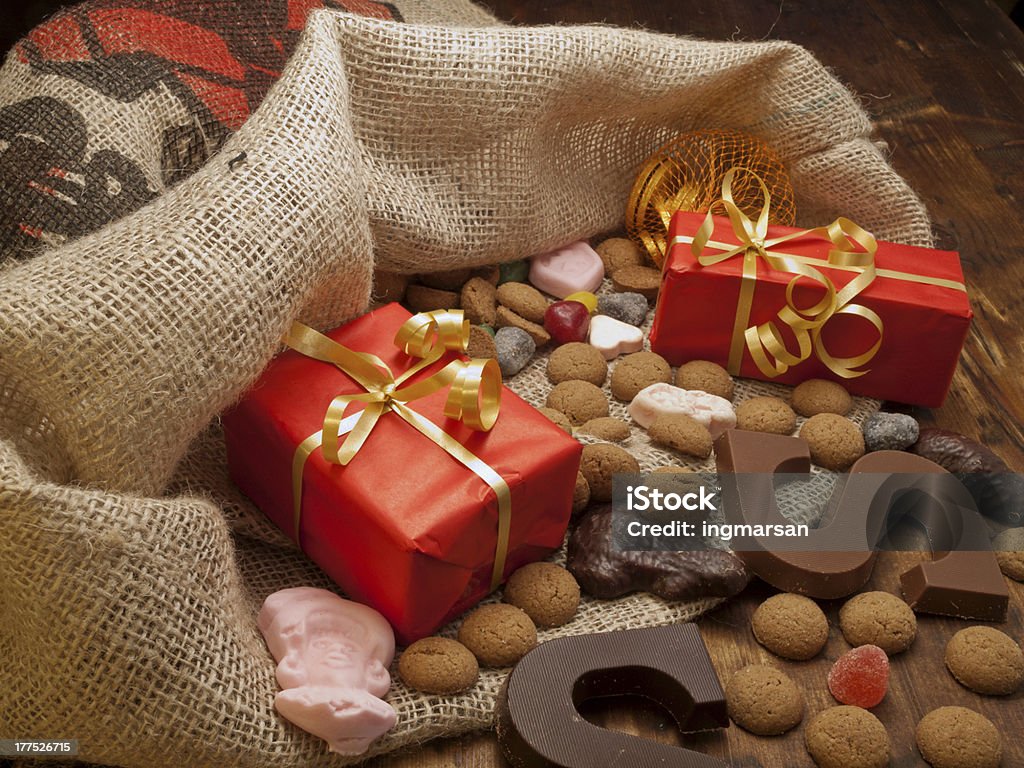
[0,3,934,766]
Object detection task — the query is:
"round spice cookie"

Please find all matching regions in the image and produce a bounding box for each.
[611,265,661,301]
[460,277,498,326]
[751,593,829,661]
[944,626,1024,696]
[458,603,537,668]
[610,351,672,401]
[648,413,713,459]
[916,707,1002,768]
[536,406,573,435]
[466,324,497,360]
[496,282,549,324]
[504,562,581,628]
[992,526,1024,581]
[547,342,609,386]
[799,413,865,471]
[792,379,852,417]
[546,380,609,425]
[572,471,590,515]
[595,236,645,274]
[405,284,460,313]
[398,637,479,695]
[839,591,917,655]
[577,416,631,442]
[496,305,551,347]
[579,443,640,502]
[735,396,797,435]
[418,267,473,291]
[675,360,735,401]
[725,664,804,736]
[805,706,890,768]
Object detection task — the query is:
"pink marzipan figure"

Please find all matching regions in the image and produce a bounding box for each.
[257,587,398,755]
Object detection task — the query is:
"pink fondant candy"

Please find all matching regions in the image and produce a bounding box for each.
[258,587,397,755]
[528,241,605,298]
[628,382,736,438]
[588,314,644,360]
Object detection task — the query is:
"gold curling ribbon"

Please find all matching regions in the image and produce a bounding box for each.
[285,310,509,591]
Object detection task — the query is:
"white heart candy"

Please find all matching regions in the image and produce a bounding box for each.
[629,382,736,438]
[588,315,644,360]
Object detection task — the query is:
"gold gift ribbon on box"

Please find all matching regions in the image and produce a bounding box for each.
[671,168,966,379]
[284,310,511,591]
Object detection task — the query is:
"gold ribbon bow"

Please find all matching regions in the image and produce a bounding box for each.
[688,168,883,379]
[285,310,511,591]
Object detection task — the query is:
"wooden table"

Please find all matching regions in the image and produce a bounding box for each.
[370,1,1024,765]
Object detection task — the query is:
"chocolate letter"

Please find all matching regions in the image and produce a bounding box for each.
[495,624,728,768]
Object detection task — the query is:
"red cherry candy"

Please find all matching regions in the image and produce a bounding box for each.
[828,644,889,708]
[544,300,591,345]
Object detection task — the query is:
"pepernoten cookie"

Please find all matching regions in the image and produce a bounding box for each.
[572,472,590,515]
[944,626,1024,695]
[546,380,609,425]
[496,305,551,347]
[611,264,660,301]
[405,284,459,313]
[792,378,852,417]
[839,591,917,655]
[648,413,713,459]
[496,282,549,324]
[751,593,829,660]
[536,406,572,435]
[578,443,639,501]
[735,396,796,435]
[577,416,631,442]
[916,707,1001,768]
[992,526,1024,581]
[504,563,580,628]
[460,277,497,325]
[675,360,734,401]
[595,236,645,274]
[799,413,865,470]
[610,351,672,401]
[398,637,479,695]
[726,665,804,736]
[458,604,537,668]
[805,706,890,768]
[546,342,608,386]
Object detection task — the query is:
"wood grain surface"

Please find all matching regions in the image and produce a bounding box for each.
[368,1,1024,765]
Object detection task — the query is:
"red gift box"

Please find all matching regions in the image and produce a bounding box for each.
[222,303,582,644]
[650,210,972,407]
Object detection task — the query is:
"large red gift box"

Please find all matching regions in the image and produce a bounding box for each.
[650,210,973,407]
[222,303,582,644]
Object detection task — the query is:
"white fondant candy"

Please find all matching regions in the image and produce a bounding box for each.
[528,241,605,298]
[588,314,644,360]
[628,382,737,438]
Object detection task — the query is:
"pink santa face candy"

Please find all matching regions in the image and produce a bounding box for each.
[588,314,644,360]
[529,241,605,299]
[629,382,736,438]
[828,644,890,708]
[258,587,398,755]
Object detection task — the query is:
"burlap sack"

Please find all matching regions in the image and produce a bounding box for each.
[0,1,934,765]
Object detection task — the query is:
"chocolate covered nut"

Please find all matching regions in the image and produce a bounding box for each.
[372,269,408,304]
[405,284,459,313]
[418,267,473,290]
[916,707,1001,768]
[675,361,734,401]
[944,626,1024,695]
[806,707,890,768]
[751,593,828,660]
[497,282,549,324]
[595,236,645,274]
[547,381,609,426]
[536,407,572,435]
[496,305,551,347]
[862,411,919,451]
[504,563,580,628]
[398,637,479,694]
[992,526,1024,581]
[567,505,751,601]
[546,342,608,386]
[458,604,537,668]
[466,324,497,360]
[792,378,852,417]
[461,277,498,325]
[495,624,729,768]
[611,264,661,301]
[839,591,917,655]
[725,665,803,736]
[572,471,590,515]
[610,351,672,401]
[648,413,713,459]
[735,396,796,435]
[577,417,631,442]
[799,413,865,470]
[578,444,638,501]
[495,327,536,378]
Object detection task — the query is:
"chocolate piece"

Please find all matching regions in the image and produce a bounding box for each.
[716,430,1009,619]
[566,505,751,601]
[495,624,728,768]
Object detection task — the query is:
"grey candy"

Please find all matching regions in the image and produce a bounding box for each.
[494,326,536,377]
[596,292,648,326]
[862,411,920,452]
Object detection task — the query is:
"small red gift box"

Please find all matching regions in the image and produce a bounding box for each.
[222,303,582,644]
[650,210,972,407]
